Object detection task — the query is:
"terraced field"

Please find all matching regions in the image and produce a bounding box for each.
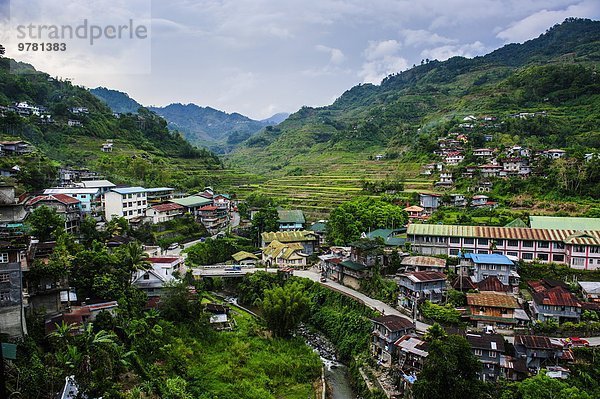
[223,157,435,221]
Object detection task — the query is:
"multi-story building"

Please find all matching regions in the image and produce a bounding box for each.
[277,209,306,231]
[104,187,148,222]
[262,240,307,268]
[465,333,505,382]
[43,188,101,214]
[0,239,27,338]
[514,335,570,370]
[465,292,520,329]
[26,194,82,234]
[407,224,600,270]
[146,203,185,224]
[261,231,318,256]
[132,256,183,297]
[198,205,229,232]
[145,187,176,204]
[418,193,441,214]
[397,271,447,309]
[370,315,415,367]
[460,253,519,289]
[528,280,581,323]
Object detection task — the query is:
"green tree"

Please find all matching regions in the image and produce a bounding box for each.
[119,242,151,288]
[260,282,310,337]
[251,207,279,244]
[518,372,592,399]
[27,205,65,241]
[413,334,484,399]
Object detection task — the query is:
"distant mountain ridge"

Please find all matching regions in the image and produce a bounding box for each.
[91,88,288,153]
[229,18,600,174]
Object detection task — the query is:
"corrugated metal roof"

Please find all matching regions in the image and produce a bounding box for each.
[277,209,306,224]
[111,186,146,195]
[401,256,446,268]
[262,230,317,243]
[466,292,519,308]
[407,223,600,242]
[170,196,212,208]
[465,253,514,265]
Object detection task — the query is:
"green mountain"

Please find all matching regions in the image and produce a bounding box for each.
[229,18,600,175]
[0,59,222,191]
[90,87,143,114]
[147,103,268,154]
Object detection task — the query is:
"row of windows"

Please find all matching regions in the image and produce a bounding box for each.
[124,201,147,208]
[125,193,146,199]
[449,249,564,262]
[448,237,564,249]
[122,209,144,217]
[474,349,497,358]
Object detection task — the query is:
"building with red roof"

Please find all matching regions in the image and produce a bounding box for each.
[529,280,581,323]
[26,194,82,234]
[146,202,185,224]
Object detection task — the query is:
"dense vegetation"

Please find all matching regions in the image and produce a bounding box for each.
[229,18,600,179]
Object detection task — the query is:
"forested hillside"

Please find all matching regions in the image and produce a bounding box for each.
[229,18,600,175]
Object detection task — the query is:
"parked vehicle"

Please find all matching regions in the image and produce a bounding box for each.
[561,337,590,347]
[168,242,179,250]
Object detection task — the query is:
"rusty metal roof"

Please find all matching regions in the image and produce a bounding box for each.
[400,256,446,268]
[514,335,562,350]
[372,315,415,332]
[466,292,519,309]
[532,286,581,307]
[407,223,600,243]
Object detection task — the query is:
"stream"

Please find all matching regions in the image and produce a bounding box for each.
[297,326,358,399]
[223,296,358,399]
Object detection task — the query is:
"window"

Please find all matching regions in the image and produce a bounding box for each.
[553,254,565,262]
[590,246,600,254]
[122,211,127,216]
[572,257,585,267]
[507,252,518,257]
[522,253,533,260]
[573,245,585,253]
[478,250,489,254]
[0,253,8,263]
[0,290,9,301]
[128,210,133,216]
[553,242,565,250]
[508,240,518,247]
[449,249,459,256]
[464,238,474,245]
[474,349,482,356]
[489,351,497,358]
[0,273,9,282]
[489,265,496,270]
[143,273,150,280]
[495,239,504,246]
[522,241,533,248]
[478,238,488,246]
[538,241,549,248]
[450,237,460,244]
[537,253,548,261]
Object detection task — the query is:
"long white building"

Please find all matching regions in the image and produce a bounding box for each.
[407,224,600,270]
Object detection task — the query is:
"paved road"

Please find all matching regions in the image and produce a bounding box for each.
[294,269,431,333]
[192,267,277,277]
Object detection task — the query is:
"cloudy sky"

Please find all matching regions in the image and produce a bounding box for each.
[2,0,600,119]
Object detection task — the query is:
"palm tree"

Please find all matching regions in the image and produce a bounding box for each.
[423,323,447,342]
[121,242,151,288]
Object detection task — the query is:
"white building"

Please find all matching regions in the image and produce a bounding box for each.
[43,187,101,214]
[104,187,148,221]
[132,256,183,296]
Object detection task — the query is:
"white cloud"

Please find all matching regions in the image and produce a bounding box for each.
[315,44,346,65]
[496,0,600,42]
[363,39,401,61]
[401,29,456,47]
[421,41,487,61]
[359,40,408,84]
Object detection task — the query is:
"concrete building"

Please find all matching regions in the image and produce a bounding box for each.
[145,203,185,224]
[26,194,82,234]
[104,187,147,222]
[397,271,447,309]
[43,188,101,214]
[370,315,415,367]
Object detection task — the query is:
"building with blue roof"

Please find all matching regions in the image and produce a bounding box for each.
[461,253,520,291]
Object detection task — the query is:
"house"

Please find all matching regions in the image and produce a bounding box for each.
[261,231,318,255]
[0,141,31,156]
[169,195,213,217]
[146,202,185,224]
[479,164,503,178]
[308,221,327,244]
[545,149,566,159]
[449,193,467,207]
[471,195,492,207]
[397,271,447,309]
[43,188,101,214]
[473,148,494,158]
[199,205,229,232]
[26,194,82,234]
[101,142,113,152]
[277,209,305,231]
[262,240,307,268]
[465,292,520,329]
[465,333,505,382]
[436,172,453,186]
[502,158,530,176]
[205,303,233,330]
[418,193,441,214]
[460,253,519,290]
[395,334,429,374]
[67,119,82,127]
[528,280,581,323]
[132,257,183,296]
[104,187,148,222]
[0,239,28,338]
[232,251,259,266]
[499,355,528,381]
[46,301,119,334]
[514,335,571,370]
[406,223,600,268]
[335,260,372,289]
[445,151,464,165]
[145,187,177,204]
[370,315,415,366]
[399,256,446,272]
[70,107,89,114]
[404,205,426,221]
[578,281,600,302]
[363,228,405,247]
[213,194,232,210]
